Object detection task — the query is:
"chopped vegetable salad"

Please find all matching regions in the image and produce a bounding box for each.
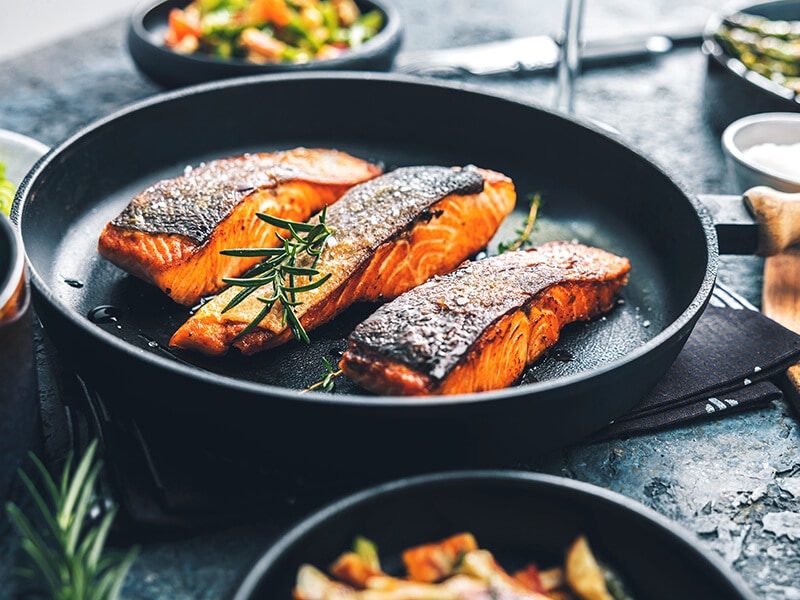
[165,0,384,64]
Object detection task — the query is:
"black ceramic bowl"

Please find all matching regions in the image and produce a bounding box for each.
[229,471,756,600]
[703,0,800,133]
[127,0,403,88]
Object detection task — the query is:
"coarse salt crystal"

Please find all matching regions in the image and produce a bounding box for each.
[743,142,800,180]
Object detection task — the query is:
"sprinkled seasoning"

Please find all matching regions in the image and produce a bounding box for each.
[348,242,629,383]
[111,154,310,242]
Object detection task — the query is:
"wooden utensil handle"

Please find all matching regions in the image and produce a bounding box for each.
[743,186,800,256]
[785,363,800,407]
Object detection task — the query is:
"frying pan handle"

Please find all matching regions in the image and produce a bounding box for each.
[743,186,800,257]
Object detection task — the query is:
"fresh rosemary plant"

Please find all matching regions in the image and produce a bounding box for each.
[304,356,343,393]
[5,440,138,600]
[221,207,333,343]
[497,192,541,254]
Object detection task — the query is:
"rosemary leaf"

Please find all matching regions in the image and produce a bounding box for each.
[15,469,60,540]
[256,211,316,232]
[304,357,344,393]
[284,272,332,293]
[497,192,541,255]
[219,247,285,257]
[222,207,333,343]
[232,299,275,340]
[222,276,274,287]
[282,265,322,277]
[6,440,139,600]
[28,451,60,507]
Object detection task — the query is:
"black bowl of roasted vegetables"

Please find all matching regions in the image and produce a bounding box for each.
[704,0,800,132]
[228,471,756,600]
[128,0,403,88]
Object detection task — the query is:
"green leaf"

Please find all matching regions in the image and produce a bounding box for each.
[27,451,60,507]
[256,211,316,232]
[221,207,333,344]
[231,300,274,341]
[60,441,98,531]
[222,276,272,287]
[219,247,284,257]
[16,469,60,540]
[281,265,321,277]
[283,272,332,293]
[6,440,138,600]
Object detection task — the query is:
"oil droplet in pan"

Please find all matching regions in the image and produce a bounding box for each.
[551,350,575,362]
[87,305,121,324]
[63,278,84,288]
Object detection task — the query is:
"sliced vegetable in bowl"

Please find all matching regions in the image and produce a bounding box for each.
[0,163,15,216]
[128,0,403,87]
[702,1,800,132]
[165,0,386,64]
[0,129,49,217]
[228,471,757,600]
[293,532,629,600]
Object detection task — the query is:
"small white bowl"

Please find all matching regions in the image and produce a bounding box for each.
[721,112,800,193]
[0,129,49,195]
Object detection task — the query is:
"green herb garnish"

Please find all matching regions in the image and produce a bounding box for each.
[221,207,332,343]
[5,440,138,600]
[304,356,343,393]
[497,192,541,254]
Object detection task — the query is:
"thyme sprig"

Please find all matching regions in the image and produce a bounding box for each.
[5,440,138,600]
[303,356,343,393]
[221,207,333,343]
[497,192,541,254]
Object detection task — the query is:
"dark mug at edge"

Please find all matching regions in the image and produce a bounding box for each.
[0,212,39,507]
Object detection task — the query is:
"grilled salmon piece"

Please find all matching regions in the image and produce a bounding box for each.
[97,148,381,306]
[340,241,630,395]
[170,165,516,355]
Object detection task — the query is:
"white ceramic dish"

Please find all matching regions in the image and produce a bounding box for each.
[721,112,800,193]
[0,129,49,200]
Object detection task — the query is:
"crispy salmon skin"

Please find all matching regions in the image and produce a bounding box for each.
[340,241,631,395]
[97,148,381,306]
[170,164,516,355]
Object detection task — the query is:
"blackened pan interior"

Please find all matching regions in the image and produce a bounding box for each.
[229,471,755,600]
[15,74,716,463]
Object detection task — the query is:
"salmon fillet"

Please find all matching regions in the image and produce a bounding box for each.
[170,164,516,355]
[340,241,631,395]
[97,148,381,306]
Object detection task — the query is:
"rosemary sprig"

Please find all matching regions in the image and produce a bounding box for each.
[5,440,138,600]
[303,356,343,393]
[221,207,333,343]
[497,192,541,254]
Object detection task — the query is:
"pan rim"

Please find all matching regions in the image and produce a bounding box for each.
[14,71,719,409]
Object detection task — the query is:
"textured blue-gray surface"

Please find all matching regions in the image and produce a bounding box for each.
[1,1,798,599]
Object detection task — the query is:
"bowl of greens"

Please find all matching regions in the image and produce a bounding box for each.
[703,1,800,133]
[0,129,48,217]
[128,0,404,88]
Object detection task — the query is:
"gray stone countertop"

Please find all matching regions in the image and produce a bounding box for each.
[1,1,799,598]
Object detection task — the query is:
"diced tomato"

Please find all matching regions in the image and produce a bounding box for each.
[167,8,202,42]
[249,0,293,27]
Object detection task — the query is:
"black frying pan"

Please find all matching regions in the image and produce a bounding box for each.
[14,73,718,473]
